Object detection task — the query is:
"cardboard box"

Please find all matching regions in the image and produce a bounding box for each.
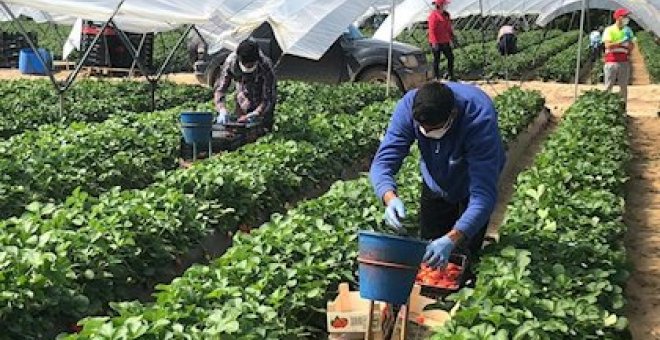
[327,283,452,339]
[327,283,386,338]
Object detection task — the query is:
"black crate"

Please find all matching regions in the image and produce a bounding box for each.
[79,22,153,70]
[109,32,154,69]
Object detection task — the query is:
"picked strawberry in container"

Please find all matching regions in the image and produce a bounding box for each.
[415,253,468,298]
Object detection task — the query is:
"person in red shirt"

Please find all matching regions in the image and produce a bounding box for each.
[427,0,457,81]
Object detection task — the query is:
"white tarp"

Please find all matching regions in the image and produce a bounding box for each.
[354,0,406,27]
[0,0,379,60]
[372,0,660,41]
[62,17,82,60]
[197,0,373,58]
[373,0,431,41]
[536,0,660,36]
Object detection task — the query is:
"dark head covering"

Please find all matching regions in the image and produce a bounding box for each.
[236,39,260,64]
[412,81,455,126]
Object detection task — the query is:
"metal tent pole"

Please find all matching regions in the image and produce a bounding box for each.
[0,1,124,115]
[154,25,194,81]
[478,0,488,82]
[574,0,587,99]
[0,2,59,90]
[112,21,154,79]
[61,0,127,92]
[386,0,395,96]
[113,23,195,111]
[129,33,148,78]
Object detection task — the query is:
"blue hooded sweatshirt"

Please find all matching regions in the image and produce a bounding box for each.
[369,82,505,238]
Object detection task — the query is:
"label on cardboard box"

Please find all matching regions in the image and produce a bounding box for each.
[327,311,381,333]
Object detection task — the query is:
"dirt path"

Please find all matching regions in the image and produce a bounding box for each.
[625,116,660,339]
[485,113,557,238]
[630,44,651,85]
[475,80,659,118]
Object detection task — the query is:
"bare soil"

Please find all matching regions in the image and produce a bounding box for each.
[625,116,660,339]
[474,80,659,118]
[630,44,651,86]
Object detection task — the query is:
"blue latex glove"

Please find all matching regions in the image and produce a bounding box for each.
[423,235,455,269]
[383,197,405,230]
[238,111,260,123]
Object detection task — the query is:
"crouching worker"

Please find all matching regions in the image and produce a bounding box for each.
[214,39,277,131]
[497,24,517,56]
[369,81,505,273]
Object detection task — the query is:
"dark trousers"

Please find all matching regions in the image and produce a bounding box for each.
[431,43,455,80]
[263,107,275,131]
[419,182,488,259]
[590,44,602,62]
[497,34,517,56]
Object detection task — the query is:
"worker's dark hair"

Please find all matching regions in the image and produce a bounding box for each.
[237,39,260,63]
[412,81,455,125]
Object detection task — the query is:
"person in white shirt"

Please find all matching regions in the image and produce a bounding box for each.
[589,26,603,62]
[497,25,517,56]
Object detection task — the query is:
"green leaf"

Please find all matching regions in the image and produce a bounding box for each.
[603,314,617,327]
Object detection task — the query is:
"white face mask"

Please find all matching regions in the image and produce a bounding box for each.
[420,125,450,139]
[419,112,456,139]
[621,18,630,26]
[239,61,257,73]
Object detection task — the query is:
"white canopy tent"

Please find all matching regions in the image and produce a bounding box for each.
[369,0,660,99]
[537,0,660,35]
[0,0,380,60]
[373,0,660,42]
[0,0,388,113]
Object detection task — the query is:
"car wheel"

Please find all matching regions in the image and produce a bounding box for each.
[357,67,403,92]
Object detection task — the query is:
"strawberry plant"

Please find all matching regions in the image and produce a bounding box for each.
[59,87,544,339]
[494,86,545,144]
[400,28,497,53]
[485,31,579,79]
[637,31,660,83]
[432,91,630,339]
[0,86,394,339]
[538,38,590,82]
[452,30,563,78]
[0,81,391,219]
[0,79,210,137]
[591,57,605,84]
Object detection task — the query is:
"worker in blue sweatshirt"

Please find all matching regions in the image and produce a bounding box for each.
[370,81,505,269]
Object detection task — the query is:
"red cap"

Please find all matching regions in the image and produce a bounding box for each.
[613,8,630,20]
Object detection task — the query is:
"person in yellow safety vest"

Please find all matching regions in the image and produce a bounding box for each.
[602,8,636,107]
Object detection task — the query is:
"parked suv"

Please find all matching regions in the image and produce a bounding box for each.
[193,23,429,92]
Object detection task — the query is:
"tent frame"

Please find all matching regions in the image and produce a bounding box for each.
[0,0,126,116]
[111,19,196,110]
[0,0,197,115]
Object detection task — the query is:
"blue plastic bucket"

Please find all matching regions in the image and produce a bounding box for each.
[18,48,52,75]
[180,112,214,145]
[358,231,427,305]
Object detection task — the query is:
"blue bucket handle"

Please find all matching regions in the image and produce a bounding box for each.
[357,257,419,271]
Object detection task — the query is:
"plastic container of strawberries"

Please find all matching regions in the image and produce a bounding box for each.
[417,253,469,299]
